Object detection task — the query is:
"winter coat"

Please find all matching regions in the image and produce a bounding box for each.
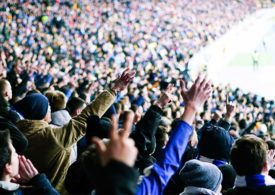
[16,89,116,193]
[136,121,193,195]
[130,105,163,172]
[95,120,193,195]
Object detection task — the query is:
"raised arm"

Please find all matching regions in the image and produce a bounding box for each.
[137,75,212,195]
[131,84,173,170]
[52,68,136,147]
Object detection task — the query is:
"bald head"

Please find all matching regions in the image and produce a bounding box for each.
[0,79,12,101]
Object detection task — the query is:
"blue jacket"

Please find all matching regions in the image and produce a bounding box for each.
[137,121,193,195]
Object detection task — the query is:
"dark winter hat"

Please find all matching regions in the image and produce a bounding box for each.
[180,159,223,192]
[198,123,234,162]
[14,94,49,120]
[218,164,236,191]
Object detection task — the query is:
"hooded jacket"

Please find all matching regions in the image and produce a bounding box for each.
[16,89,116,193]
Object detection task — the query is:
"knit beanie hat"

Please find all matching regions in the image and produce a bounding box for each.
[198,123,234,162]
[14,94,49,120]
[180,159,223,192]
[218,164,236,191]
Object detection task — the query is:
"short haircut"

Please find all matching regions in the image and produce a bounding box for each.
[0,130,11,177]
[230,135,267,176]
[0,79,9,96]
[66,97,86,115]
[45,90,67,112]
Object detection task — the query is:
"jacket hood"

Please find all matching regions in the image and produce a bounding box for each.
[51,110,71,126]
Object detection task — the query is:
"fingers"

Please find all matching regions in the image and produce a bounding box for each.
[120,67,129,78]
[121,111,134,139]
[109,116,119,140]
[27,159,38,175]
[180,79,186,91]
[120,68,136,82]
[19,156,32,174]
[199,75,210,91]
[194,73,203,87]
[268,149,275,159]
[92,137,107,155]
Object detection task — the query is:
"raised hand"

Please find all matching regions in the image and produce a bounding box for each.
[112,68,136,92]
[267,150,275,170]
[180,74,212,125]
[14,156,39,184]
[180,74,212,111]
[93,116,138,167]
[155,83,174,109]
[225,95,235,121]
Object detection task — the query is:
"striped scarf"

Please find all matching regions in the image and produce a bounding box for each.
[235,174,275,187]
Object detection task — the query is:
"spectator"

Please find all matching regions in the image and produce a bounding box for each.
[0,130,58,195]
[225,135,275,194]
[14,69,135,193]
[44,90,71,126]
[66,97,87,117]
[179,159,223,195]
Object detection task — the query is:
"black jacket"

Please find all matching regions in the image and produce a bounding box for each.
[96,160,138,195]
[130,105,163,172]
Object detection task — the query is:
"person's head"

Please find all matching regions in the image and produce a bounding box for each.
[198,124,234,162]
[218,164,236,192]
[44,90,67,112]
[180,159,223,193]
[0,130,19,181]
[0,79,12,101]
[230,135,268,176]
[155,126,169,149]
[14,93,51,122]
[66,97,86,117]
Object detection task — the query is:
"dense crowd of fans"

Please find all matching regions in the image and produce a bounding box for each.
[0,0,275,195]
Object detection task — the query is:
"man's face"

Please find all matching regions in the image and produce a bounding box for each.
[9,143,19,178]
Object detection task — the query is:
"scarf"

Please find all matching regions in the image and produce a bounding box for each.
[199,155,228,167]
[0,181,20,191]
[235,174,275,187]
[180,186,221,195]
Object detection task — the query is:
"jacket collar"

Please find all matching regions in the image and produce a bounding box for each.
[0,181,19,191]
[16,119,49,134]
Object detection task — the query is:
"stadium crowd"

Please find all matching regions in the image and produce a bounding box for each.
[0,0,275,195]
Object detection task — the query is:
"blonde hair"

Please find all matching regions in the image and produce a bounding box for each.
[44,90,67,112]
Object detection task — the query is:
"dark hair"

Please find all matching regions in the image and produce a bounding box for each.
[0,130,12,177]
[266,140,275,150]
[66,97,86,115]
[230,135,267,176]
[155,126,168,148]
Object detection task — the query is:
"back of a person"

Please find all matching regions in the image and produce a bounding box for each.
[227,135,275,195]
[16,119,71,193]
